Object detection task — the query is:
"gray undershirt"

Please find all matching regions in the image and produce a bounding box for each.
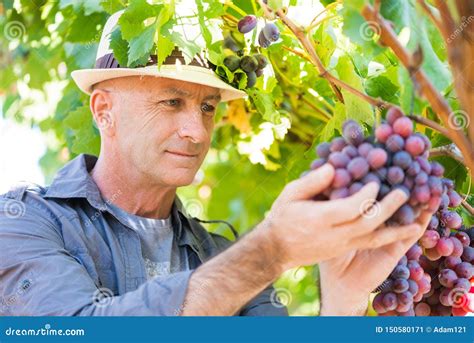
[105,201,187,280]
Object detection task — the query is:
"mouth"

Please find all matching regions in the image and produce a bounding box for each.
[165,150,199,158]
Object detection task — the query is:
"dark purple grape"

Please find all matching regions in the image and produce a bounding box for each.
[382,292,398,311]
[386,134,405,152]
[328,152,350,168]
[391,265,410,279]
[373,293,387,313]
[453,278,471,292]
[408,279,419,295]
[455,262,473,279]
[342,120,364,146]
[462,246,474,263]
[444,256,462,269]
[223,35,240,52]
[387,166,404,185]
[455,231,470,247]
[393,279,410,293]
[362,172,381,185]
[258,30,271,48]
[428,176,443,196]
[414,185,430,203]
[262,22,280,41]
[316,142,331,158]
[415,172,428,185]
[440,210,462,229]
[416,157,432,174]
[427,215,439,230]
[238,15,257,33]
[253,54,268,69]
[245,71,257,88]
[393,204,415,225]
[347,157,369,180]
[393,151,412,169]
[406,244,423,261]
[407,161,421,176]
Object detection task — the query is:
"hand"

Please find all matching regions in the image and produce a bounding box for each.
[259,163,418,273]
[318,209,435,316]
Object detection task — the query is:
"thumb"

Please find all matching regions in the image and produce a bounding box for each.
[281,164,335,202]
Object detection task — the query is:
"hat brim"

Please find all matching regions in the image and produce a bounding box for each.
[71,64,247,102]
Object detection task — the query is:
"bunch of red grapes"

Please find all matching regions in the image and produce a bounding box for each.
[310,107,474,316]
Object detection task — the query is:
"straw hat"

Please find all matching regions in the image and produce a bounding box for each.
[71,10,246,102]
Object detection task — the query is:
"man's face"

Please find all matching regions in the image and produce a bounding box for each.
[97,76,221,187]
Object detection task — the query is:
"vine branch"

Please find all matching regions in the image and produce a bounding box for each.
[361,4,474,174]
[407,115,451,138]
[429,144,465,164]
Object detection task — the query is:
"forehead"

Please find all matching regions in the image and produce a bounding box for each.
[120,76,221,99]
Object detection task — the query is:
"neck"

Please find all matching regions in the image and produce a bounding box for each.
[90,153,176,219]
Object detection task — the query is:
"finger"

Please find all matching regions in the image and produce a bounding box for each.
[336,188,408,236]
[318,182,380,223]
[417,209,434,230]
[351,224,423,251]
[281,164,335,201]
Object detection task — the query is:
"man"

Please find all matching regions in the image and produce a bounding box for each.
[0,11,432,316]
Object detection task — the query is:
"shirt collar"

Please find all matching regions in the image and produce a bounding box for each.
[44,153,193,242]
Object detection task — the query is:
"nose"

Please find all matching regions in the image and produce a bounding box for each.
[176,106,209,144]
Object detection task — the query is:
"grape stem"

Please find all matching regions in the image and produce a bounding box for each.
[361,3,474,176]
[407,115,451,138]
[460,197,474,216]
[429,144,464,164]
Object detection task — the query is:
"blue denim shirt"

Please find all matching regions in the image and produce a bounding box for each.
[0,154,287,316]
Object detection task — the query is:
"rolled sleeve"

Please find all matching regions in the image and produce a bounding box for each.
[239,285,289,316]
[0,199,193,316]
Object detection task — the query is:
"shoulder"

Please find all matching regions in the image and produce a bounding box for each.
[0,182,63,238]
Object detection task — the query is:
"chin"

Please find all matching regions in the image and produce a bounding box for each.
[161,170,197,187]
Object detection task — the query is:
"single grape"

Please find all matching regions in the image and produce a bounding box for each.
[387,166,404,185]
[253,54,268,69]
[453,278,471,292]
[255,68,264,77]
[223,35,240,52]
[407,279,419,295]
[436,237,454,257]
[240,55,258,72]
[448,190,462,208]
[386,107,403,125]
[382,292,398,311]
[245,71,257,88]
[310,159,326,170]
[357,142,373,158]
[427,215,439,230]
[367,148,387,169]
[455,231,470,247]
[416,157,432,174]
[372,293,387,313]
[428,176,443,196]
[415,172,428,185]
[393,278,410,293]
[393,204,415,225]
[431,162,445,177]
[330,137,347,152]
[393,117,413,138]
[316,142,331,158]
[391,265,410,279]
[347,157,369,180]
[328,152,350,168]
[440,210,462,229]
[455,262,473,279]
[223,55,241,71]
[361,172,381,185]
[444,256,462,269]
[342,145,358,158]
[258,30,271,48]
[386,134,405,152]
[414,185,430,203]
[262,23,280,42]
[393,151,412,169]
[342,120,364,146]
[420,230,440,249]
[375,123,393,143]
[332,168,352,188]
[451,237,464,258]
[425,247,442,261]
[438,268,457,288]
[407,161,421,176]
[405,135,425,157]
[238,15,257,33]
[407,261,424,281]
[406,245,423,261]
[414,302,431,316]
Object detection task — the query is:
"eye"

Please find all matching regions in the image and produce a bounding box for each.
[201,103,216,114]
[162,99,181,107]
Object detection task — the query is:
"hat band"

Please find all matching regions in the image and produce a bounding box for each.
[95,49,211,70]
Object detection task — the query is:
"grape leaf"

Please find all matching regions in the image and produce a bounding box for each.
[128,24,155,66]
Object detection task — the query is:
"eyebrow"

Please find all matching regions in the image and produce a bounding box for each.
[163,87,221,102]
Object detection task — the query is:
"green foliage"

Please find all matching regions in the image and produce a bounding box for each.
[1,0,471,316]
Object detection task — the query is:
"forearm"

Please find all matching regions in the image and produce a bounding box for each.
[181,223,283,316]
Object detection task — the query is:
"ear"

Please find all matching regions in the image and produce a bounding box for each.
[90,88,115,136]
